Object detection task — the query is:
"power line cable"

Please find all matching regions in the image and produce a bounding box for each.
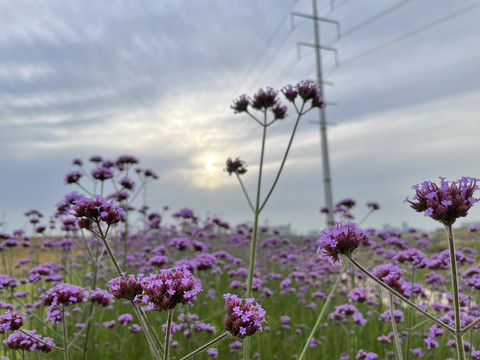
[332,2,480,69]
[233,0,299,94]
[338,0,414,39]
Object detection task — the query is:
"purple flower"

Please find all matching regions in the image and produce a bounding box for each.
[272,104,287,120]
[90,289,114,307]
[250,87,278,110]
[72,195,124,227]
[223,293,266,338]
[231,95,249,113]
[41,283,86,308]
[317,222,366,263]
[91,166,114,181]
[65,171,83,184]
[3,330,55,353]
[356,349,378,360]
[108,273,144,301]
[119,177,135,191]
[406,177,479,225]
[372,264,408,297]
[118,313,133,326]
[138,267,202,312]
[283,80,324,108]
[329,304,366,326]
[116,155,139,165]
[366,201,380,210]
[224,157,247,176]
[207,348,218,358]
[0,311,25,333]
[0,274,18,289]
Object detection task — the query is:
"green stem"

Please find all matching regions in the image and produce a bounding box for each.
[298,263,347,360]
[243,111,268,360]
[390,294,404,360]
[164,309,174,360]
[18,329,64,352]
[179,332,230,360]
[445,224,466,360]
[68,306,98,350]
[346,255,455,335]
[61,308,69,360]
[236,172,255,213]
[95,223,122,276]
[258,102,305,213]
[131,303,163,360]
[405,269,415,360]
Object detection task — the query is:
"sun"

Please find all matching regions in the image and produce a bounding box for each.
[204,154,216,172]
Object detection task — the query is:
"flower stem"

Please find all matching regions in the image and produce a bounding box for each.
[131,302,163,360]
[236,172,255,213]
[445,224,466,360]
[18,329,64,352]
[258,102,305,213]
[346,255,455,335]
[389,294,404,360]
[298,263,346,360]
[61,308,69,360]
[95,222,122,276]
[164,309,175,360]
[243,112,268,360]
[179,332,230,360]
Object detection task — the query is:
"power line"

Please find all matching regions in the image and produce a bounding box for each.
[233,0,299,94]
[336,2,480,68]
[338,0,414,39]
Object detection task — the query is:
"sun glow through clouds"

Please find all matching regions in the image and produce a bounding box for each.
[204,154,216,172]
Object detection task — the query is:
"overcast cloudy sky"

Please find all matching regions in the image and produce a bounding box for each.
[1,0,480,235]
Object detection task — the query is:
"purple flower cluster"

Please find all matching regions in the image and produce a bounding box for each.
[282,80,324,108]
[72,195,124,228]
[0,311,24,333]
[224,157,247,176]
[3,330,55,353]
[107,273,145,301]
[372,264,408,297]
[90,288,114,307]
[137,267,202,312]
[406,177,479,225]
[223,293,266,338]
[317,222,367,263]
[329,304,366,325]
[41,283,87,323]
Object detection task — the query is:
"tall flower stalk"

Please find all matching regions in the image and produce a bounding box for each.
[72,196,164,360]
[228,81,324,359]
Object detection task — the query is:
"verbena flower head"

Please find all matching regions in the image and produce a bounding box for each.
[283,80,324,108]
[250,87,278,110]
[372,264,408,297]
[317,222,366,263]
[329,304,366,325]
[90,288,114,307]
[223,293,266,338]
[406,177,479,226]
[72,195,124,227]
[91,166,114,181]
[138,267,202,312]
[41,283,87,308]
[0,311,25,333]
[224,157,247,176]
[107,273,144,301]
[231,95,249,113]
[0,274,18,289]
[65,171,82,184]
[3,330,55,353]
[271,104,287,120]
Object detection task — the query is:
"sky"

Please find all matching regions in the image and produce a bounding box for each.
[1,0,480,235]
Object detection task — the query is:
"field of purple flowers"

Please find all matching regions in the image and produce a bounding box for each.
[2,83,480,360]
